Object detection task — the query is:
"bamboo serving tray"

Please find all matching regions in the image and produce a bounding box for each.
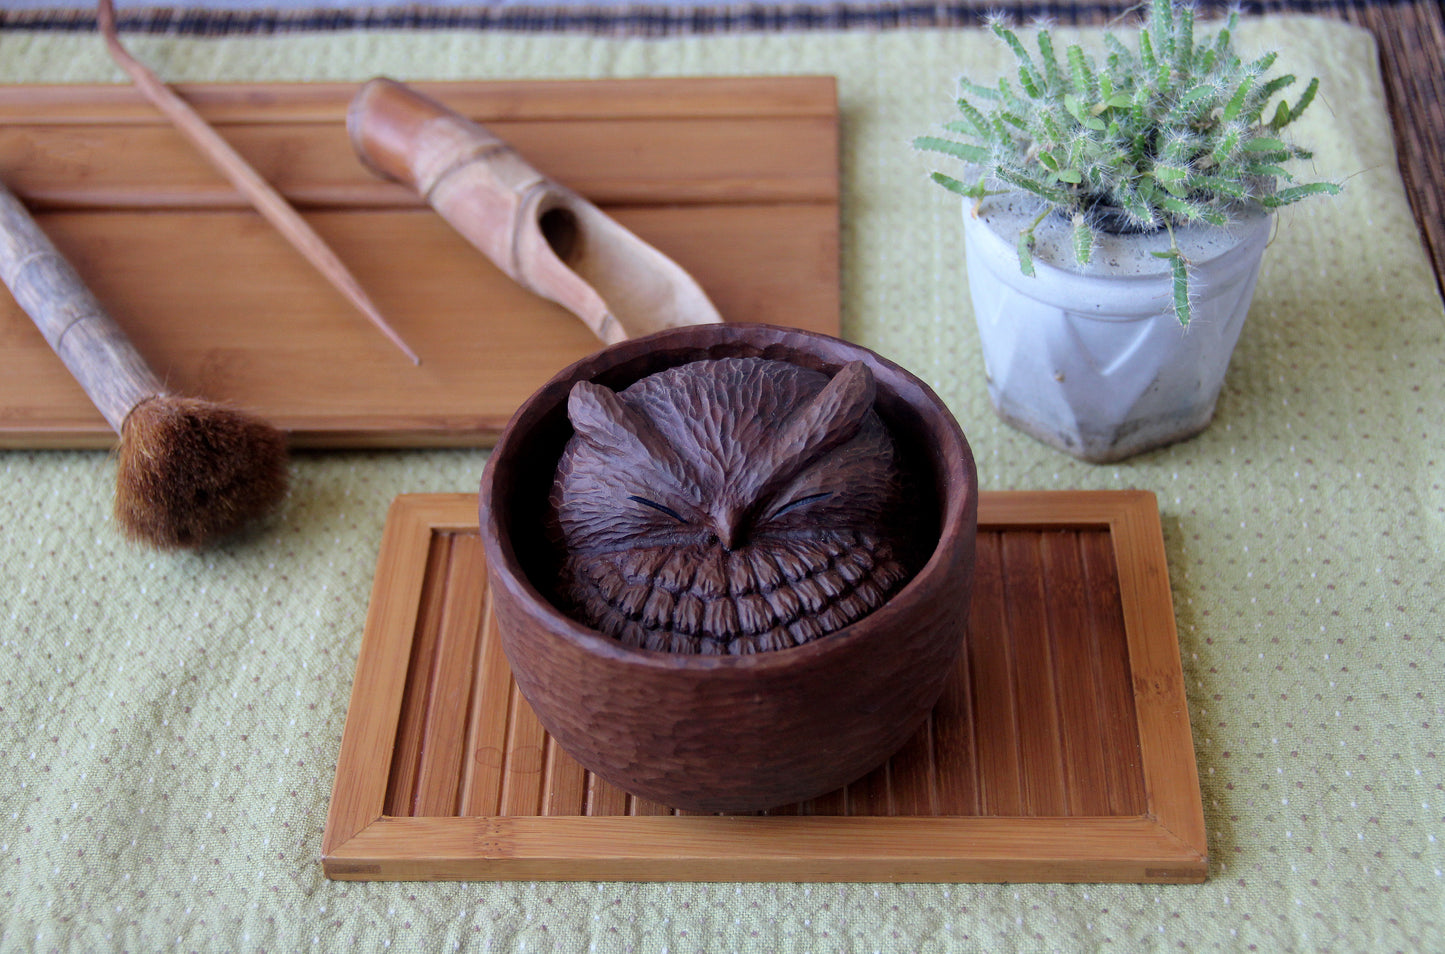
[0,77,839,448]
[323,490,1207,883]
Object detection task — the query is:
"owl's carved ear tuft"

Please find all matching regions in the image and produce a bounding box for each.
[778,360,876,464]
[748,361,880,504]
[567,380,634,451]
[567,380,687,487]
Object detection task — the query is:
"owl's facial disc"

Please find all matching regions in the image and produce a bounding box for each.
[553,356,908,654]
[649,490,842,553]
[711,490,838,551]
[628,493,745,552]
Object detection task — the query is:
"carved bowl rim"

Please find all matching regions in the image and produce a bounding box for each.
[479,321,977,672]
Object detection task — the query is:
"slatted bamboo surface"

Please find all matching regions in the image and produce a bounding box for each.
[0,77,840,448]
[323,490,1206,882]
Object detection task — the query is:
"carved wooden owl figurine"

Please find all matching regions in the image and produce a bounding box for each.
[550,356,910,654]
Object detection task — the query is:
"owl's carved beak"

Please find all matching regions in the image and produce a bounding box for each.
[711,506,750,551]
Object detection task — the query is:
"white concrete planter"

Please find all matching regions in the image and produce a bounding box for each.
[963,198,1272,462]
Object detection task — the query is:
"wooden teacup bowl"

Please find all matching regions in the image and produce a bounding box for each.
[479,323,978,813]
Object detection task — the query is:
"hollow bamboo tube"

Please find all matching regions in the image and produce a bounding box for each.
[0,180,161,430]
[347,77,722,344]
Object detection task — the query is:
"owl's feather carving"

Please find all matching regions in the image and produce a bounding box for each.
[551,357,909,654]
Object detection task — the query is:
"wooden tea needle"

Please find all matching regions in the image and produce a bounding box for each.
[96,0,420,364]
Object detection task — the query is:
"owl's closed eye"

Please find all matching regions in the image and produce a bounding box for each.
[551,356,910,655]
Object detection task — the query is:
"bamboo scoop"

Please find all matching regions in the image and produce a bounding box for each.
[0,179,288,550]
[347,78,722,345]
[96,0,419,364]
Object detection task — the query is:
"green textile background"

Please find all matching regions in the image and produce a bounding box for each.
[2,15,1442,952]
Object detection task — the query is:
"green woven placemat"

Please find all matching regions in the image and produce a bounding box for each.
[2,16,1442,952]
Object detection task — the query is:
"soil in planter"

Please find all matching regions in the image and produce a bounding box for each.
[980,194,1264,278]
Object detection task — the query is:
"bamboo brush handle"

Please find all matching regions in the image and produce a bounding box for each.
[0,180,162,432]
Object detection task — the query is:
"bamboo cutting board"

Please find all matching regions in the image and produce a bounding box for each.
[0,77,839,448]
[323,490,1208,883]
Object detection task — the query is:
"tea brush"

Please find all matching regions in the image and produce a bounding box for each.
[0,179,289,549]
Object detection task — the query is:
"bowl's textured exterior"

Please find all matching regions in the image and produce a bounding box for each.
[479,323,978,813]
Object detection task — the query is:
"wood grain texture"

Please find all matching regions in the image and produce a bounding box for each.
[0,77,838,125]
[457,590,510,818]
[1039,529,1113,817]
[966,531,1023,816]
[381,531,453,816]
[323,489,1205,882]
[0,78,840,448]
[411,533,488,816]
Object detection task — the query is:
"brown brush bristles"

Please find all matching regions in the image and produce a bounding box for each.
[115,395,289,550]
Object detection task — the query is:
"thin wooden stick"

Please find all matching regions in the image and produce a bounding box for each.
[96,0,419,365]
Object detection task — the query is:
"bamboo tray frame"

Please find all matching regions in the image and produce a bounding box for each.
[0,77,838,448]
[323,490,1206,883]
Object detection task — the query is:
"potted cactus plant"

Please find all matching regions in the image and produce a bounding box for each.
[916,0,1339,461]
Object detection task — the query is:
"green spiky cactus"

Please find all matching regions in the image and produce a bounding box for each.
[916,0,1340,324]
